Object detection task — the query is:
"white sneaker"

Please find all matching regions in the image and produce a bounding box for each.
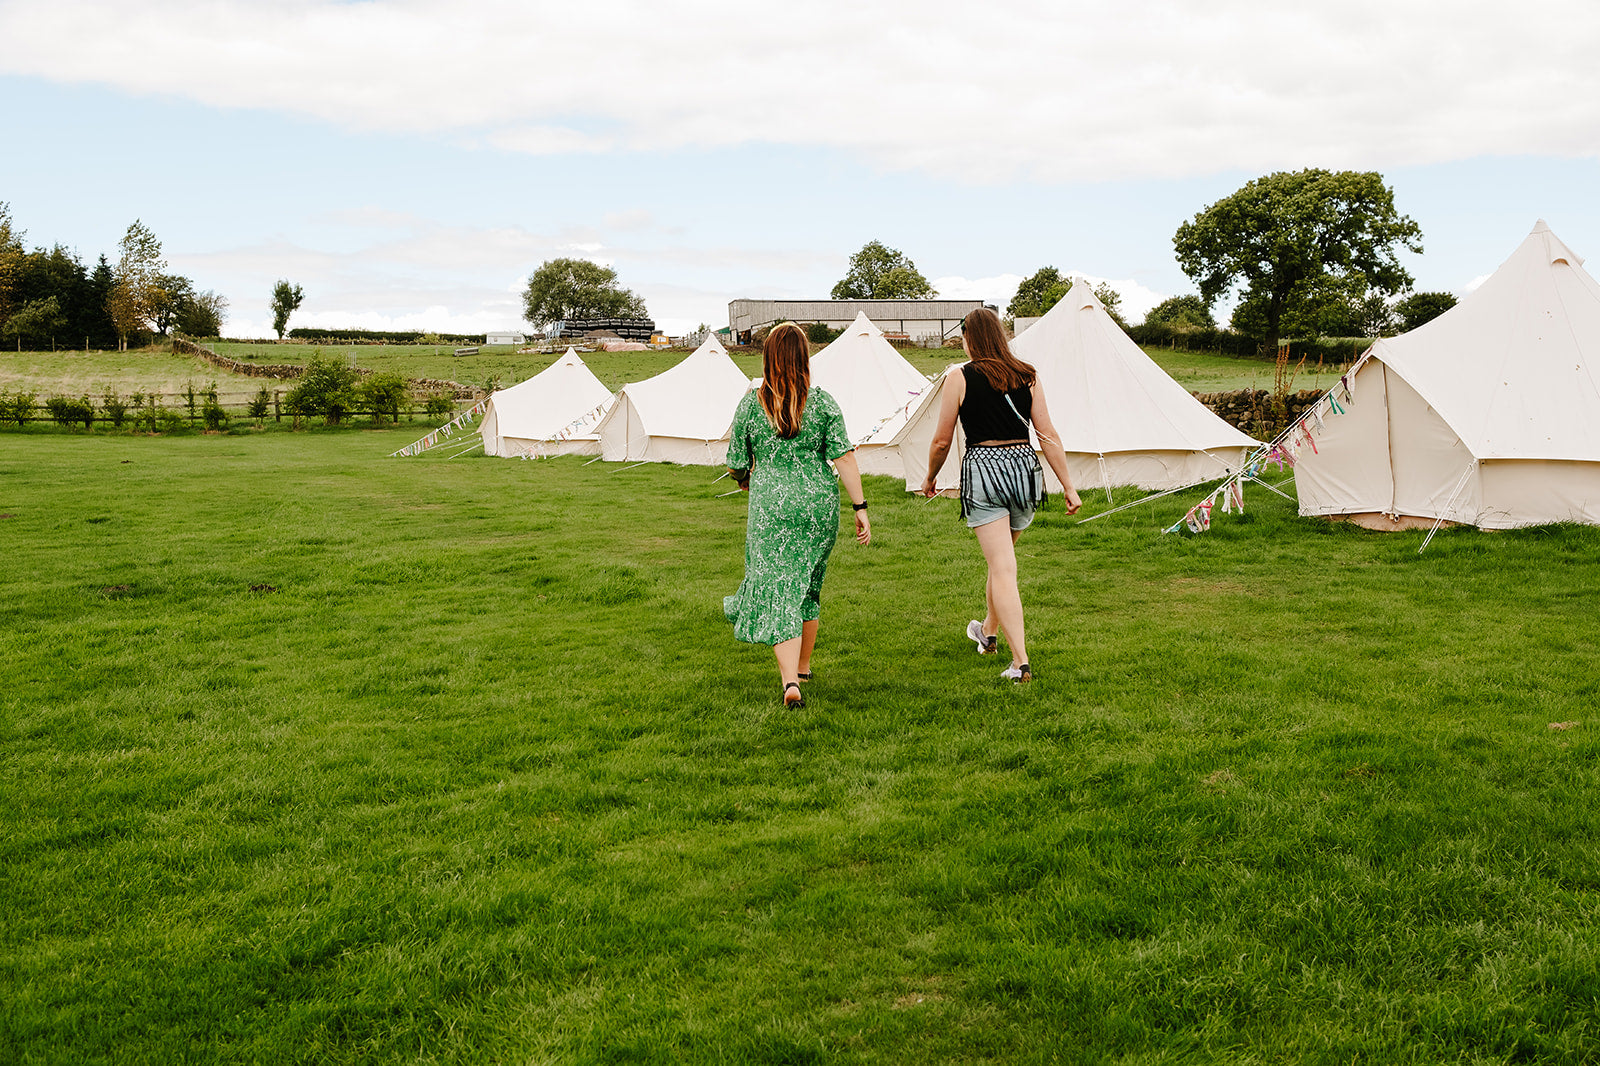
[966,619,998,655]
[1000,662,1032,683]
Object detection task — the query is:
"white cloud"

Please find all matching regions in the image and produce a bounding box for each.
[1063,274,1169,324]
[932,271,1169,322]
[931,273,1027,308]
[4,0,1598,183]
[171,216,830,339]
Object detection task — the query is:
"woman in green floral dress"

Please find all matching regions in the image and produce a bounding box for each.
[725,323,871,708]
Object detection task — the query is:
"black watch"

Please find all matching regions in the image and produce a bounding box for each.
[852,500,868,511]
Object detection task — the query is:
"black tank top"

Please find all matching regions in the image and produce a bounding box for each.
[958,363,1032,444]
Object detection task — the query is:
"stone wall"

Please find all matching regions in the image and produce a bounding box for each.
[1192,388,1327,436]
[173,337,476,398]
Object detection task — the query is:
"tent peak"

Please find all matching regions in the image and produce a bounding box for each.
[847,310,883,336]
[1066,279,1102,312]
[1526,220,1584,268]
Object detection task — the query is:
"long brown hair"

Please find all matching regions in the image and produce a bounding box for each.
[759,322,811,438]
[964,307,1035,392]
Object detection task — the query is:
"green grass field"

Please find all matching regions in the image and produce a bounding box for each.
[3,427,1598,1063]
[3,340,1338,402]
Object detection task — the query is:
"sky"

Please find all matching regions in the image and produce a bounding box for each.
[2,0,1598,338]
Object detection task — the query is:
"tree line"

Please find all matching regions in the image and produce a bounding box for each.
[1007,171,1457,350]
[518,171,1457,358]
[0,203,227,352]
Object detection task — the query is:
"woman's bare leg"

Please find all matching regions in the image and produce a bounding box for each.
[797,619,819,677]
[974,519,1027,668]
[774,637,802,689]
[980,527,1026,648]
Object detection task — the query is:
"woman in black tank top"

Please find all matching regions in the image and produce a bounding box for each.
[921,308,1081,683]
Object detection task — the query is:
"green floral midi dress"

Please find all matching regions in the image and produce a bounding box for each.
[724,387,854,646]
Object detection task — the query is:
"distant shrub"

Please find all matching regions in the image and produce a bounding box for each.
[804,322,843,344]
[2,391,36,426]
[424,394,456,420]
[285,351,359,426]
[45,394,95,429]
[100,389,130,427]
[248,387,272,423]
[202,393,229,431]
[360,372,410,424]
[136,394,171,433]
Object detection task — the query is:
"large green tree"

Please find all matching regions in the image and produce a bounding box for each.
[1144,294,1216,331]
[270,280,305,340]
[831,241,936,300]
[1174,169,1422,353]
[109,219,166,350]
[1007,266,1064,318]
[2,297,65,351]
[522,258,648,331]
[0,202,26,339]
[84,256,118,349]
[150,273,195,336]
[1394,291,1457,332]
[177,290,228,338]
[1007,268,1125,327]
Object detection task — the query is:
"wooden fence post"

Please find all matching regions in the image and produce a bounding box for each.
[273,390,281,422]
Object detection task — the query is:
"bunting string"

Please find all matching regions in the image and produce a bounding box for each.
[1164,348,1375,536]
[391,396,490,457]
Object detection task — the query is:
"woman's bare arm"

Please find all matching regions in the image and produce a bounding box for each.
[921,372,965,497]
[832,450,871,545]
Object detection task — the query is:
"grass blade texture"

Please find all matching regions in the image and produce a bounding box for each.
[2,431,1598,1064]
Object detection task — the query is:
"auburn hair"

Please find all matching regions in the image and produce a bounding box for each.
[759,322,811,439]
[964,307,1035,392]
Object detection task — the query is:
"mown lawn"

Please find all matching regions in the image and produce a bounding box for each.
[2,428,1598,1063]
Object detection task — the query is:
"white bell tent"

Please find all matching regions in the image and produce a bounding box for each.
[894,281,1258,494]
[1295,220,1600,530]
[595,333,753,465]
[808,311,935,476]
[479,348,615,458]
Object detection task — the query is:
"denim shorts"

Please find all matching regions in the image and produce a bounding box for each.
[961,443,1043,530]
[965,498,1035,531]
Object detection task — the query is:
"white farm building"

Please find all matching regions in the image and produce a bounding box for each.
[728,299,989,345]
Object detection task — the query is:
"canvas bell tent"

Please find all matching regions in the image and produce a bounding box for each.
[808,311,934,476]
[894,281,1258,494]
[1295,221,1600,530]
[479,348,616,458]
[595,333,753,464]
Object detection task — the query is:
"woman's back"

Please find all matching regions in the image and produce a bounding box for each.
[958,364,1032,444]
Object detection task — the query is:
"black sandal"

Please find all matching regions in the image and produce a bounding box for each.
[797,671,813,682]
[783,681,805,708]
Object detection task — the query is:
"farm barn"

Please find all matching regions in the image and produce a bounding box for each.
[727,298,989,345]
